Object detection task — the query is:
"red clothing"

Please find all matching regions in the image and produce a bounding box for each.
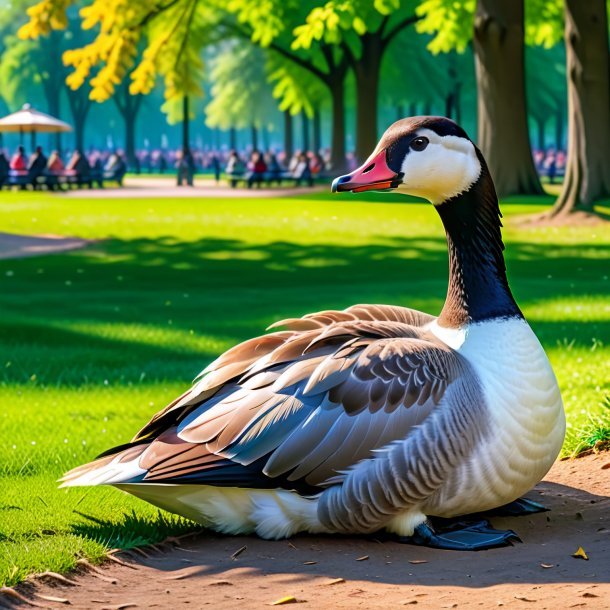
[10,153,26,171]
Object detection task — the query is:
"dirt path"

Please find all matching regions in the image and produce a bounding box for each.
[60,177,326,199]
[4,454,609,610]
[0,233,91,260]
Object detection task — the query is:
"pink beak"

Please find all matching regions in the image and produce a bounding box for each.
[332,149,401,193]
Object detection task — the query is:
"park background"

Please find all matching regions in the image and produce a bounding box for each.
[0,0,609,597]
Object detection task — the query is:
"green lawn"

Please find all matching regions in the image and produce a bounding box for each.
[1,190,609,587]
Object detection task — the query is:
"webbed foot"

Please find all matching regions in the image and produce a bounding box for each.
[397,519,521,551]
[485,497,548,517]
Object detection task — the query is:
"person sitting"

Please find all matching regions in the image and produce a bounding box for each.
[246,150,267,188]
[10,146,27,172]
[47,150,64,173]
[292,152,313,187]
[66,150,91,187]
[264,151,282,184]
[225,150,245,187]
[28,146,48,187]
[105,152,127,185]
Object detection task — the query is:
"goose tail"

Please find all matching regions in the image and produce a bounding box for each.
[59,444,148,488]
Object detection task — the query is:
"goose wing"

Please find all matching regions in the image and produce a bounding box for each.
[65,305,464,491]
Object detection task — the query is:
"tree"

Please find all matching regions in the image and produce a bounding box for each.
[417,0,543,197]
[526,44,566,151]
[292,0,421,162]
[549,0,610,216]
[204,43,279,149]
[113,79,144,167]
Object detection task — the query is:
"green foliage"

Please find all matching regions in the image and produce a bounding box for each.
[205,42,277,131]
[416,0,475,54]
[268,53,327,116]
[525,0,563,48]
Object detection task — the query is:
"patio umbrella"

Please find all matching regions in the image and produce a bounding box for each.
[0,103,72,150]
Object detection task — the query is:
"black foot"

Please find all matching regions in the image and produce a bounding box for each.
[397,520,521,551]
[485,497,548,517]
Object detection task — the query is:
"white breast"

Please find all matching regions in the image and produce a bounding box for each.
[427,318,565,516]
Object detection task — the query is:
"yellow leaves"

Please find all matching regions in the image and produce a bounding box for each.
[270,596,298,605]
[18,0,73,39]
[572,546,589,560]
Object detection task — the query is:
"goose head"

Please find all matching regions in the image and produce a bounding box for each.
[332,116,483,205]
[333,116,522,328]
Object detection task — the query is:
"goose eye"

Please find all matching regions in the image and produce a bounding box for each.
[410,137,429,152]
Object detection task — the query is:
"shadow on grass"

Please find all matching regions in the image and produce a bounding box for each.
[0,234,608,385]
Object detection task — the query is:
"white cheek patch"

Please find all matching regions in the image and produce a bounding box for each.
[396,129,481,204]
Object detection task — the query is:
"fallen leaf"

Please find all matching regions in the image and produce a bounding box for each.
[540,563,554,569]
[601,462,610,470]
[35,594,70,604]
[231,545,247,560]
[208,581,233,587]
[355,555,369,561]
[408,560,428,565]
[100,604,137,610]
[287,542,298,550]
[303,561,317,565]
[271,596,298,605]
[514,596,536,602]
[403,601,418,605]
[77,559,118,584]
[321,578,345,586]
[106,554,137,569]
[572,547,589,560]
[581,593,599,598]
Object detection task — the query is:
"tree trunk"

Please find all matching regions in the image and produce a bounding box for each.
[182,96,190,154]
[423,100,432,115]
[329,79,346,171]
[549,0,610,216]
[283,111,293,159]
[251,125,258,150]
[536,117,546,151]
[229,127,237,150]
[301,110,310,151]
[396,104,404,121]
[409,102,417,116]
[262,126,270,151]
[473,0,543,196]
[353,33,383,162]
[312,107,321,153]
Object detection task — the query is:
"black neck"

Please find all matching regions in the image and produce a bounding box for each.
[436,156,523,328]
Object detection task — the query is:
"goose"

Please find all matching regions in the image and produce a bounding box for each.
[61,116,565,550]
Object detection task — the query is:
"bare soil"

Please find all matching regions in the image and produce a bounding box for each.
[3,453,609,610]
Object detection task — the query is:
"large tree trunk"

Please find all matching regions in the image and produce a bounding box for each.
[548,0,610,216]
[283,111,293,159]
[353,32,382,163]
[229,127,237,150]
[328,79,346,171]
[251,125,258,150]
[312,107,321,153]
[473,0,543,196]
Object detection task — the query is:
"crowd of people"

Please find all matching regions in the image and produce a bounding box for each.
[533,148,566,184]
[0,141,566,190]
[0,145,127,188]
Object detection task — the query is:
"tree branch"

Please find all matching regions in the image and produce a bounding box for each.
[220,19,330,84]
[381,13,421,48]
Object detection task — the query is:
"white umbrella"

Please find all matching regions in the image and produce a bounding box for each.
[0,104,72,149]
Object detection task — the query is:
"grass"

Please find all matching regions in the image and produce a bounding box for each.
[0,189,609,587]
